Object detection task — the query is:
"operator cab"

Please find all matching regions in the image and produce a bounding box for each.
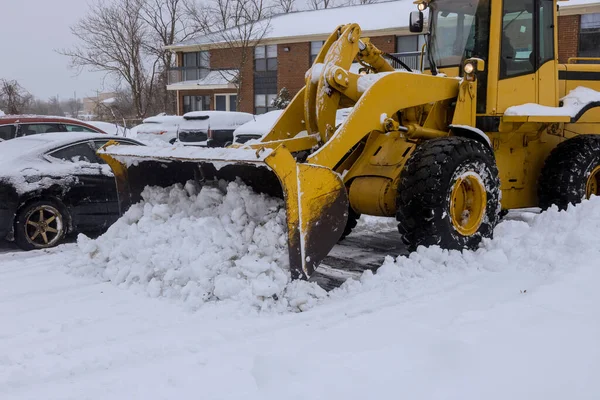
[411,0,557,114]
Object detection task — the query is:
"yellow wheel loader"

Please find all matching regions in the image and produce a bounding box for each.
[100,0,600,280]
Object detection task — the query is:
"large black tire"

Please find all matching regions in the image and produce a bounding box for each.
[14,199,68,251]
[339,207,360,241]
[396,137,501,252]
[538,134,600,210]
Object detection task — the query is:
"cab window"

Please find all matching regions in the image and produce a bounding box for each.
[539,0,555,66]
[500,0,534,78]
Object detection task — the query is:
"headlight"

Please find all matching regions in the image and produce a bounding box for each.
[464,63,475,75]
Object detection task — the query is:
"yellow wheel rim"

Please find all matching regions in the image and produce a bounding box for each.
[449,173,487,236]
[586,166,600,199]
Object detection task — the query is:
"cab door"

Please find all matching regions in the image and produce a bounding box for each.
[496,0,536,113]
[536,0,558,107]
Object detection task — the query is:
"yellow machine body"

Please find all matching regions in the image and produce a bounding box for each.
[100,0,600,279]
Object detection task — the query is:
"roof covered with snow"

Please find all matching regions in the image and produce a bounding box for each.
[170,0,600,50]
[169,0,418,50]
[559,0,600,15]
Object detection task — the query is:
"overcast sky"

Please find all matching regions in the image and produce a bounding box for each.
[0,0,106,100]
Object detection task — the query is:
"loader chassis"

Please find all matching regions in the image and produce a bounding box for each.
[100,0,600,280]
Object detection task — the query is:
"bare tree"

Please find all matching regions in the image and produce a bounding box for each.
[60,0,157,118]
[346,0,377,4]
[274,0,295,13]
[187,0,272,109]
[65,98,83,118]
[308,0,336,10]
[0,79,33,115]
[140,0,199,114]
[47,96,64,116]
[27,98,50,115]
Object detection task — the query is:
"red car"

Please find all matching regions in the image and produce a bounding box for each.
[0,115,107,141]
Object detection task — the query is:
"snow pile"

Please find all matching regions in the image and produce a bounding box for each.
[505,86,600,118]
[353,215,399,234]
[69,180,325,312]
[335,197,600,301]
[0,109,5,116]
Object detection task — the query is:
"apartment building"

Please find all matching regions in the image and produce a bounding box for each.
[165,0,600,115]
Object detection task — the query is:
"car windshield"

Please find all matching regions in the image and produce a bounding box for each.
[428,0,490,70]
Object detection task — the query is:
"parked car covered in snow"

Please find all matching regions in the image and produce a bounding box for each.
[132,114,183,144]
[0,115,107,141]
[87,121,129,136]
[178,111,254,147]
[232,108,352,144]
[233,110,284,144]
[0,132,143,250]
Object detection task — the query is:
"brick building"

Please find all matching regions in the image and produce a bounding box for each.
[166,0,600,116]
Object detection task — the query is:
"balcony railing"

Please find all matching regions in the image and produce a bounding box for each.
[387,51,428,71]
[168,67,211,85]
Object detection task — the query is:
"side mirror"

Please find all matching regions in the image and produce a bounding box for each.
[409,11,424,33]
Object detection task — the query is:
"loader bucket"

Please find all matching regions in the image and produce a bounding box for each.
[98,144,349,280]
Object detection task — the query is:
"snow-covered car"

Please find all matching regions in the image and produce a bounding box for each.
[87,121,129,136]
[178,111,255,147]
[232,108,352,144]
[0,115,107,142]
[0,132,143,250]
[233,110,285,144]
[132,115,184,144]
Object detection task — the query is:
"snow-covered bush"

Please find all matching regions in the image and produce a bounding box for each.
[270,87,291,109]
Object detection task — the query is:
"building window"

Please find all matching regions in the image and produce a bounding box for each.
[215,94,238,112]
[255,94,277,115]
[579,13,600,58]
[396,35,419,53]
[182,51,210,81]
[255,45,277,71]
[183,95,210,113]
[310,41,324,64]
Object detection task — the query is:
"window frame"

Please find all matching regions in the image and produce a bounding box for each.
[499,0,555,80]
[578,13,600,58]
[254,45,278,72]
[0,124,17,141]
[214,93,238,112]
[254,93,278,115]
[182,95,210,113]
[45,140,104,165]
[17,123,63,137]
[45,139,141,165]
[63,124,99,133]
[395,35,419,53]
[310,41,324,64]
[182,51,210,81]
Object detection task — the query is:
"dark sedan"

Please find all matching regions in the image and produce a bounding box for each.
[0,132,143,250]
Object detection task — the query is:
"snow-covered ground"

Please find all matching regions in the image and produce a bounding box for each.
[2,182,600,399]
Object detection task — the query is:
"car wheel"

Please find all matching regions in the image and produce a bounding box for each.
[169,138,177,144]
[14,200,68,250]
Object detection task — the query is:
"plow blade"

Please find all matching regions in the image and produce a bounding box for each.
[99,144,349,280]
